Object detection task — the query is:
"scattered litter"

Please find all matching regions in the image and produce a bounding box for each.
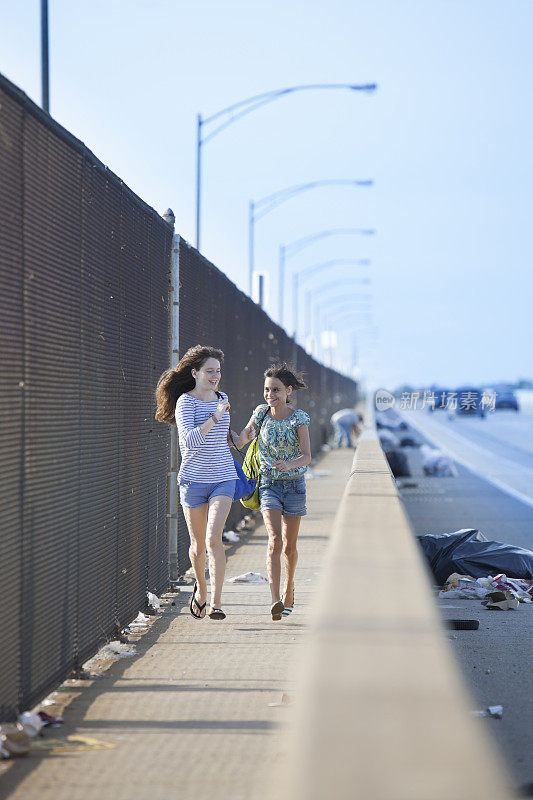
[147,592,161,610]
[492,574,533,602]
[420,445,458,477]
[268,693,294,707]
[418,529,533,585]
[0,723,30,758]
[439,574,493,599]
[481,591,518,611]
[472,705,503,719]
[129,612,150,629]
[18,712,42,737]
[30,735,116,753]
[227,572,268,584]
[38,711,63,728]
[97,641,137,658]
[222,530,240,543]
[440,572,532,604]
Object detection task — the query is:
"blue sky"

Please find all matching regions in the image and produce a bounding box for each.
[1,0,532,390]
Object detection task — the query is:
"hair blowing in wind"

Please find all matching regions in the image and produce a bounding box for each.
[155,345,224,424]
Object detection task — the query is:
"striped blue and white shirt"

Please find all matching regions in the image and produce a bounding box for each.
[175,391,237,484]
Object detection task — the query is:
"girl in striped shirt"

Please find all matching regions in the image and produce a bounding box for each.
[156,345,253,620]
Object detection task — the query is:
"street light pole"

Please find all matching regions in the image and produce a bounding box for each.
[195,82,377,250]
[41,0,49,113]
[249,200,255,297]
[195,113,202,251]
[249,179,373,295]
[278,228,375,327]
[295,259,371,342]
[279,244,286,325]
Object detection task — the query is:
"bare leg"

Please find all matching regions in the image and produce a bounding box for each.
[184,504,208,614]
[263,509,283,603]
[282,515,301,607]
[206,494,232,609]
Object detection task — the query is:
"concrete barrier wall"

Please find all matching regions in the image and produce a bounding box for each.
[289,411,514,799]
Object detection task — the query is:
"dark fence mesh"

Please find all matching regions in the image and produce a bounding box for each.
[176,239,358,572]
[0,67,357,720]
[0,73,172,719]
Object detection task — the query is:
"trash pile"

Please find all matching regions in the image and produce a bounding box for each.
[419,529,533,611]
[418,528,533,584]
[377,417,417,477]
[375,410,408,431]
[420,444,458,477]
[1,711,64,760]
[440,572,532,609]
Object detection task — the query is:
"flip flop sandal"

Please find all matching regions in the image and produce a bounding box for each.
[208,608,226,620]
[270,600,284,621]
[282,588,294,616]
[190,581,206,620]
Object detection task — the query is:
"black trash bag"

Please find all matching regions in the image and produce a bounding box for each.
[418,528,533,585]
[386,449,411,478]
[399,436,419,448]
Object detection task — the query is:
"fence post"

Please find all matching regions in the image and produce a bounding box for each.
[163,210,180,584]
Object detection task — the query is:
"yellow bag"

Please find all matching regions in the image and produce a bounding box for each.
[240,409,269,510]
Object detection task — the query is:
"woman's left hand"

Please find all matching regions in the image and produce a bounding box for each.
[273,460,290,472]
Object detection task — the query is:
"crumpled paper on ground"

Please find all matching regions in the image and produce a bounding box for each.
[481,591,519,610]
[472,705,503,719]
[222,530,240,543]
[227,572,268,584]
[147,591,161,610]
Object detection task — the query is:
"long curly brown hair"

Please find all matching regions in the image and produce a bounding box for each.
[155,345,224,424]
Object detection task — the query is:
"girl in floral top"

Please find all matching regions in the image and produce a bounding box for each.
[244,363,311,621]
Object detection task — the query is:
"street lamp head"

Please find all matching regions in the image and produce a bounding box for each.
[350,83,378,93]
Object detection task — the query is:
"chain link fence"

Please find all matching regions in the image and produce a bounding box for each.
[0,73,171,721]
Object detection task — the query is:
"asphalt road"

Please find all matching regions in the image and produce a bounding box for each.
[390,408,533,796]
[400,389,533,514]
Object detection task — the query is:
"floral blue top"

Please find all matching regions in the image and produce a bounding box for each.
[252,404,311,480]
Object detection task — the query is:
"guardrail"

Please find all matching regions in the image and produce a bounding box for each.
[288,403,513,799]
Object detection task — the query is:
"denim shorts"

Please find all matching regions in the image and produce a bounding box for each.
[259,475,307,517]
[179,480,236,509]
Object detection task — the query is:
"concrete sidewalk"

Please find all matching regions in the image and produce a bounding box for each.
[1,448,354,800]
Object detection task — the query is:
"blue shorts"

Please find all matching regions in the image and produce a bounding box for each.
[259,475,307,517]
[179,480,236,509]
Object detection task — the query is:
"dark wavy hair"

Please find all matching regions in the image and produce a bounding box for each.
[155,345,224,424]
[264,362,307,398]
